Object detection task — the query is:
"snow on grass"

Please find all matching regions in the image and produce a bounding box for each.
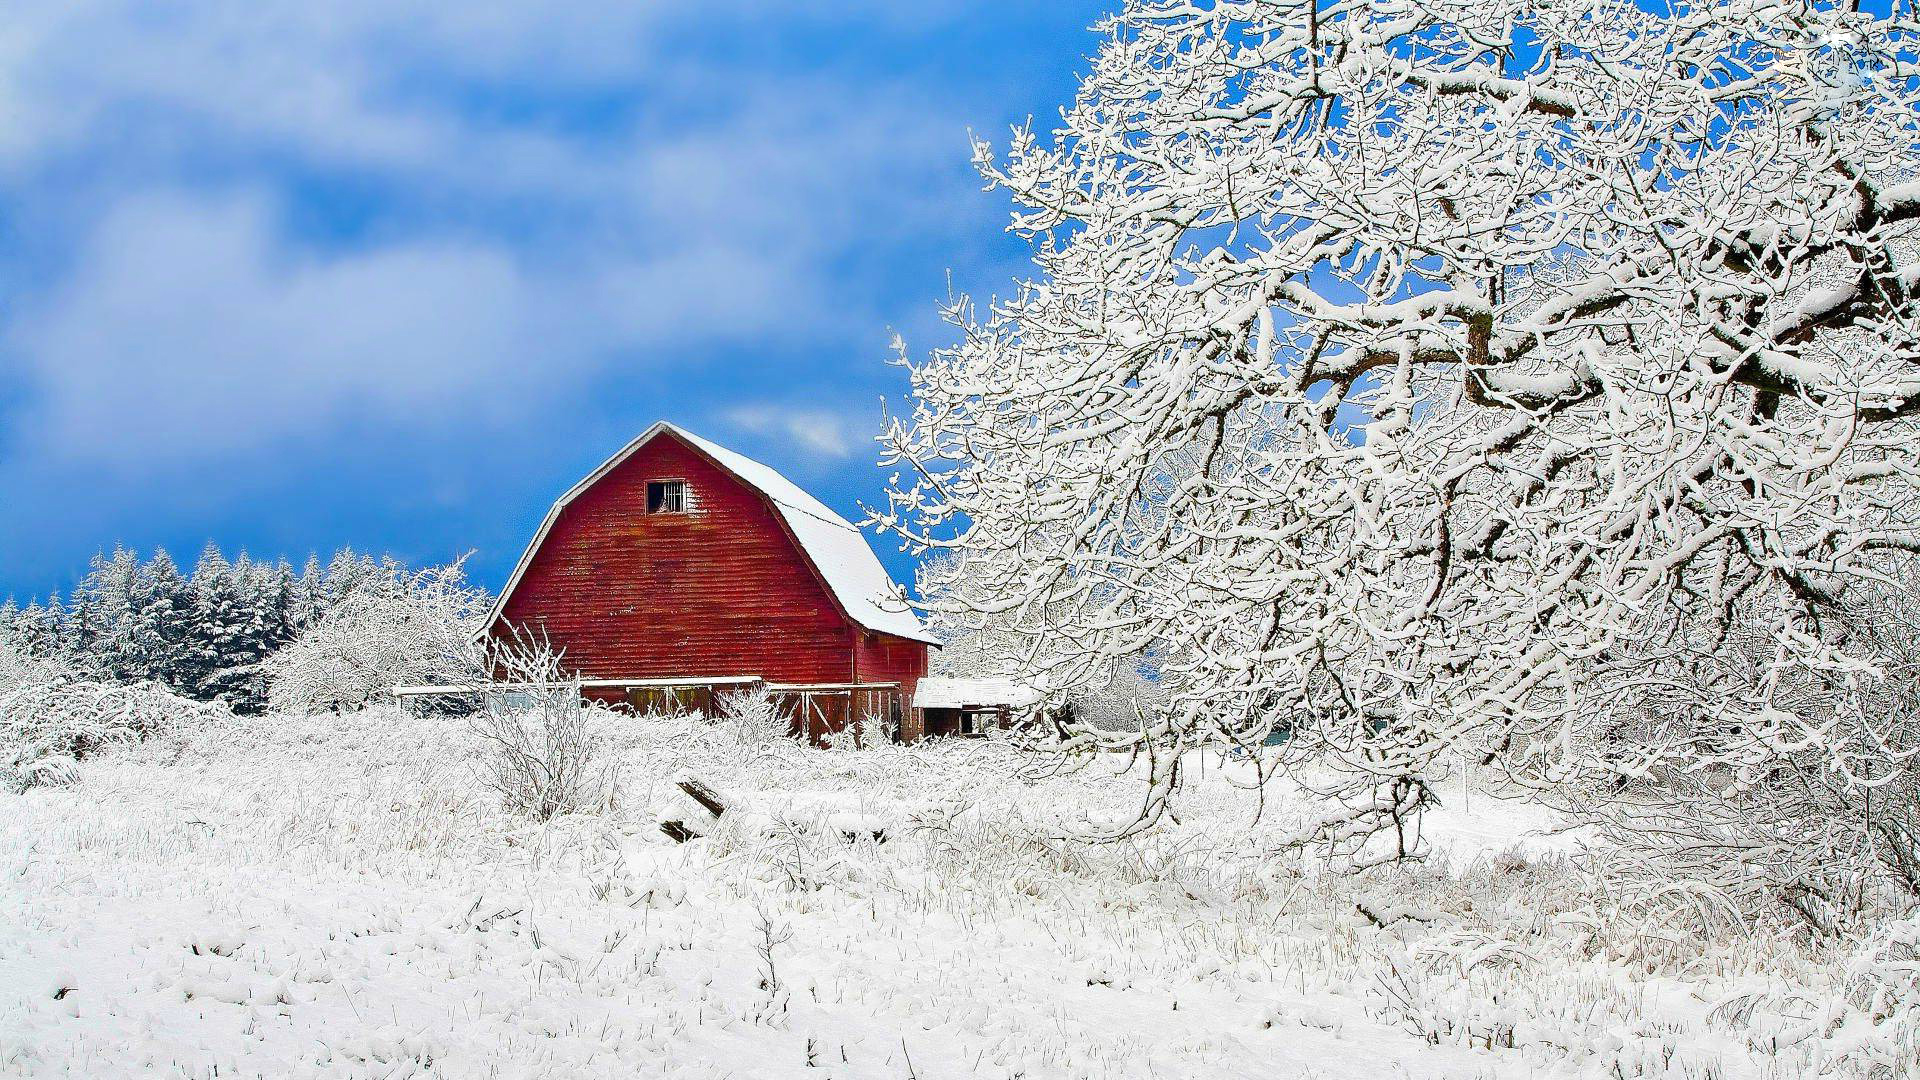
[1,708,1913,1078]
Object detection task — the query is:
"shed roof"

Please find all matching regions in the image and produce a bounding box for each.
[913,677,1041,710]
[486,420,937,644]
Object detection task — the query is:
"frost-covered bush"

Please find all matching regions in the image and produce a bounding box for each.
[1559,569,1920,935]
[470,692,618,821]
[1065,666,1167,734]
[265,561,486,714]
[466,630,616,821]
[1,631,227,792]
[0,627,70,690]
[715,687,789,750]
[1851,913,1920,1021]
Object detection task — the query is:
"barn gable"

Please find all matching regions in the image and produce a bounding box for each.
[653,425,935,644]
[487,421,935,658]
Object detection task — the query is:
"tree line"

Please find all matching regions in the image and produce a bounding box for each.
[0,547,430,712]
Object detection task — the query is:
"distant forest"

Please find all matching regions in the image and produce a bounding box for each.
[0,548,452,712]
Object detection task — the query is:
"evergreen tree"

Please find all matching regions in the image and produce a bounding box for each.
[12,600,64,658]
[322,548,384,607]
[75,547,142,681]
[185,543,245,701]
[292,553,327,630]
[43,594,70,657]
[124,549,192,689]
[250,558,299,654]
[194,552,299,711]
[66,578,98,663]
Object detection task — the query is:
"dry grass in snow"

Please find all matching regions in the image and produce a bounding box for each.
[2,707,1916,1078]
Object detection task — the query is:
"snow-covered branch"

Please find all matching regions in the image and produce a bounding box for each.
[876,0,1920,843]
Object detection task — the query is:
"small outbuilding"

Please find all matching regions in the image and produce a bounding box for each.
[912,676,1041,738]
[485,420,940,741]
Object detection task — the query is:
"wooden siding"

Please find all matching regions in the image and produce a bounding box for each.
[854,631,928,740]
[496,430,876,686]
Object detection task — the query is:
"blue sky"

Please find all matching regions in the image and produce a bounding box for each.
[0,1,1114,601]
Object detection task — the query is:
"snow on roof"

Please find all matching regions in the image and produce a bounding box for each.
[913,677,1041,710]
[487,420,937,644]
[667,424,936,643]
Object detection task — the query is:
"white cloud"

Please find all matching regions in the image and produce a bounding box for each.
[0,1,977,197]
[6,192,835,464]
[0,0,1003,474]
[724,404,868,460]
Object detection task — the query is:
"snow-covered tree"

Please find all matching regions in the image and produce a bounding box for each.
[290,553,328,630]
[18,546,469,711]
[72,547,140,678]
[183,544,243,697]
[8,599,67,661]
[120,549,194,689]
[264,559,487,714]
[241,556,300,668]
[878,1,1920,835]
[317,548,404,610]
[178,547,296,710]
[921,549,1172,733]
[1556,559,1920,932]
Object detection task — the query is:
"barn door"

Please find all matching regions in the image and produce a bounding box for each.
[779,690,821,743]
[787,690,853,745]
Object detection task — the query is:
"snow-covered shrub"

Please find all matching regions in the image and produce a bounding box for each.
[470,693,618,821]
[0,626,71,690]
[0,632,228,792]
[1065,665,1167,734]
[264,560,486,714]
[1851,913,1920,1021]
[1556,569,1920,935]
[860,704,899,746]
[716,687,788,751]
[466,631,615,821]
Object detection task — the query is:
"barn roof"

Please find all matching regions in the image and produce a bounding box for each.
[487,420,937,644]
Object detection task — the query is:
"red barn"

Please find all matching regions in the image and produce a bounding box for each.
[485,421,938,741]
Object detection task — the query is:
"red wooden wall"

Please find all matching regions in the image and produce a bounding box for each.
[854,631,929,739]
[495,430,927,704]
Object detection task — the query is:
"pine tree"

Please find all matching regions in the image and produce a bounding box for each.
[124,549,192,689]
[185,543,244,701]
[250,558,298,654]
[201,553,299,712]
[323,548,380,607]
[292,553,327,630]
[43,593,70,658]
[75,547,142,681]
[66,579,97,663]
[12,600,63,658]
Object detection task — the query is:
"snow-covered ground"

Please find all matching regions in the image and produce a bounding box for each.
[1,709,1910,1078]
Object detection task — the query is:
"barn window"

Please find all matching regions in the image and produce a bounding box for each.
[647,480,687,514]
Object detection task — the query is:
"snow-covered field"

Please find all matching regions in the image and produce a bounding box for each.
[2,710,1913,1079]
